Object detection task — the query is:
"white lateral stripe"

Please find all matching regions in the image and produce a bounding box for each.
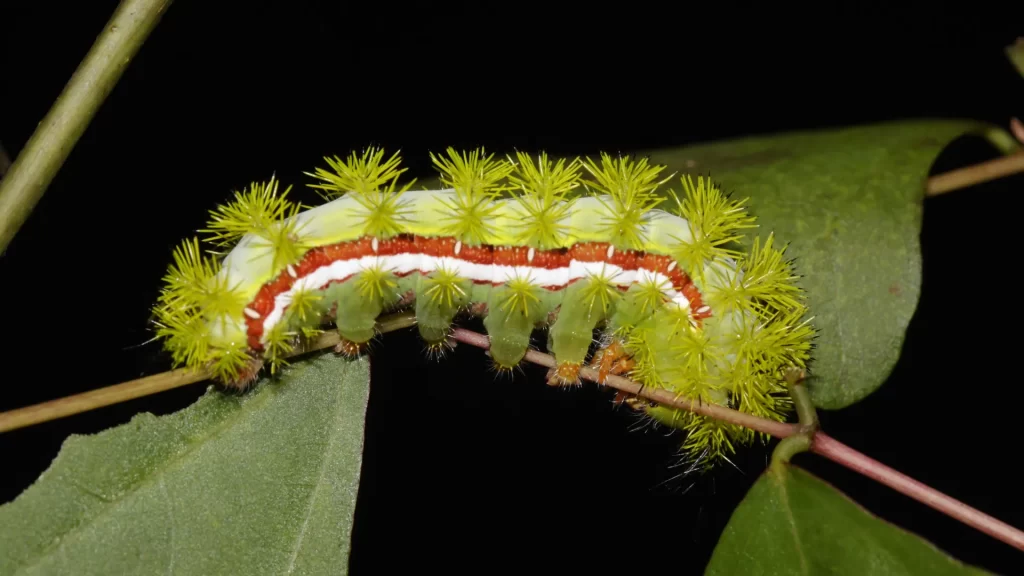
[260,254,691,343]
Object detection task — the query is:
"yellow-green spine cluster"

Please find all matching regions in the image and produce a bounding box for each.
[507,151,583,249]
[620,180,814,466]
[153,174,315,381]
[583,154,674,251]
[431,147,515,246]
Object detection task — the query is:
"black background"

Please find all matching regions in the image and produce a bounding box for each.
[2,2,1023,574]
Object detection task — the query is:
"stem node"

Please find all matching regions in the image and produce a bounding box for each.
[772,367,818,468]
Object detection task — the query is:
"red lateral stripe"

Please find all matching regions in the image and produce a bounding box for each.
[244,235,709,350]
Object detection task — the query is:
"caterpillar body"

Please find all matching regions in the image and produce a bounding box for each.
[153,148,813,464]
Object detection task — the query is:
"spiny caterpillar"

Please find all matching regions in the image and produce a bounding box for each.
[152,147,814,465]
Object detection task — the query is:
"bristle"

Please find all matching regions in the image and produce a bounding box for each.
[334,337,370,358]
[423,263,468,308]
[248,206,312,275]
[201,175,297,248]
[152,305,211,373]
[580,266,623,315]
[706,232,806,319]
[216,350,262,390]
[431,147,515,245]
[488,358,519,382]
[157,237,246,320]
[349,175,418,240]
[355,262,399,303]
[497,271,542,319]
[668,175,757,286]
[583,152,673,251]
[283,287,323,326]
[263,324,298,374]
[507,151,582,249]
[305,146,407,199]
[423,336,456,362]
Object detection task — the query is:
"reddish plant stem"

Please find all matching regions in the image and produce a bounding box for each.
[449,327,1024,553]
[811,433,1024,552]
[2,320,1021,552]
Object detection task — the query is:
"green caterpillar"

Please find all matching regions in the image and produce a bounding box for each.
[152,147,813,465]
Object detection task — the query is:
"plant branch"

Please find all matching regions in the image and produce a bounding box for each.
[0,311,417,433]
[771,368,817,467]
[452,328,799,437]
[0,0,172,254]
[811,433,1024,552]
[447,328,1024,553]
[2,317,1023,552]
[785,369,818,430]
[925,151,1024,197]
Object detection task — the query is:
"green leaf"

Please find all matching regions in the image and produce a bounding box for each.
[645,120,1009,409]
[1007,37,1024,79]
[0,353,370,576]
[705,463,992,575]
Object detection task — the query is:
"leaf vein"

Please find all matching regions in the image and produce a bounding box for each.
[777,475,809,575]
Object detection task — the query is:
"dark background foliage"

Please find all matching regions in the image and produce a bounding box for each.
[1,2,1022,573]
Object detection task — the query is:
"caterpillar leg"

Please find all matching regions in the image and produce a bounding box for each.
[223,356,265,392]
[590,339,643,407]
[423,337,457,361]
[483,283,545,370]
[589,340,635,384]
[547,281,613,386]
[414,270,471,350]
[321,269,401,361]
[334,337,370,357]
[611,390,656,411]
[545,362,582,387]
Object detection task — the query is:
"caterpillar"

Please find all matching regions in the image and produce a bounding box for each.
[152,147,814,465]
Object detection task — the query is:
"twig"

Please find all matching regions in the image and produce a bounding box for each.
[0,367,207,434]
[2,317,1022,552]
[0,311,417,433]
[925,152,1024,197]
[771,368,816,466]
[453,328,797,437]
[0,0,173,254]
[1011,118,1024,146]
[811,433,1024,553]
[449,328,1024,554]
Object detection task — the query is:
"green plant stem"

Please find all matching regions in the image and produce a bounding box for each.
[787,369,818,429]
[772,433,812,467]
[1006,37,1024,79]
[0,311,417,433]
[772,369,819,467]
[0,0,172,254]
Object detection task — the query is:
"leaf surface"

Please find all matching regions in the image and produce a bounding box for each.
[0,353,370,576]
[646,120,1006,408]
[705,463,992,575]
[1007,38,1024,78]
